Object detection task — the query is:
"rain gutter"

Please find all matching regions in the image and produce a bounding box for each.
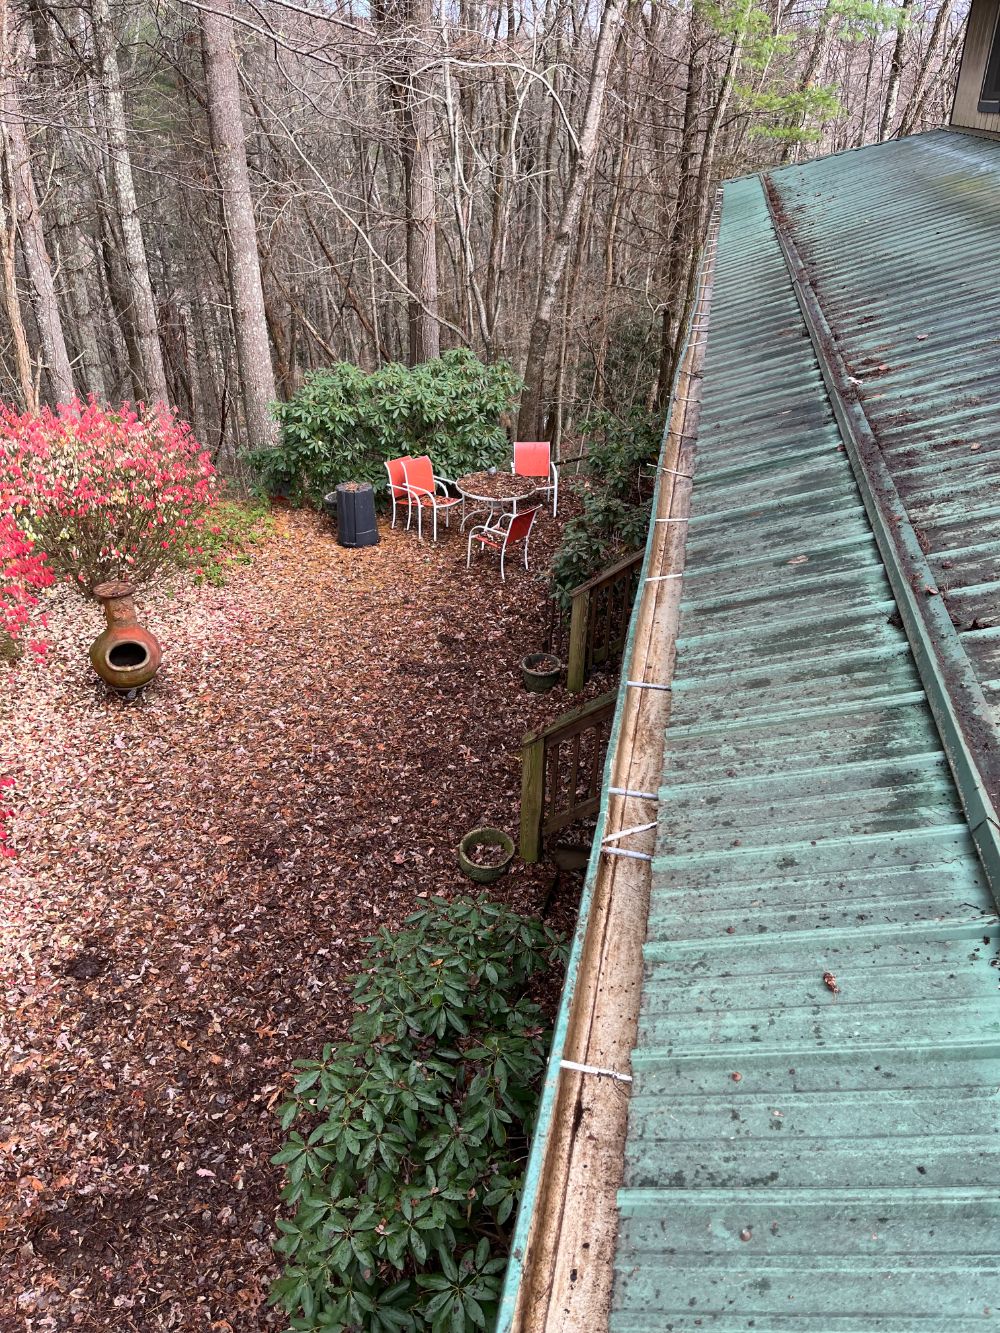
[494,204,721,1332]
[764,175,1000,905]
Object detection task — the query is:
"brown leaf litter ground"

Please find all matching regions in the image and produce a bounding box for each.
[0,502,605,1331]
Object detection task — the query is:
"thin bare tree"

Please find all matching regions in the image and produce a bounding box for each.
[90,0,170,403]
[201,0,278,448]
[0,0,73,401]
[517,0,627,438]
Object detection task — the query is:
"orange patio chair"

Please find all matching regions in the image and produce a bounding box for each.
[400,455,461,542]
[512,440,558,516]
[384,456,415,530]
[466,506,541,582]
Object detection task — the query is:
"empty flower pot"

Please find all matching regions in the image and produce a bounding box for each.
[457,826,515,884]
[90,581,162,693]
[521,652,561,692]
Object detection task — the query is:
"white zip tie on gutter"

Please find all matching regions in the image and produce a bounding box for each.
[609,787,658,800]
[560,1059,633,1085]
[627,680,672,692]
[657,466,695,479]
[602,821,657,844]
[655,517,691,524]
[645,572,684,582]
[602,847,653,862]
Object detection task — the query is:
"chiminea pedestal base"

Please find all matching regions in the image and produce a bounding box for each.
[90,582,162,692]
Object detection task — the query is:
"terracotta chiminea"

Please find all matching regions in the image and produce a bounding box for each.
[90,582,162,693]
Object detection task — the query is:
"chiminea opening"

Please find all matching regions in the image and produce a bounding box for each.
[108,641,150,670]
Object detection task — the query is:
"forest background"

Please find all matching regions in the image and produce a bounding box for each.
[0,0,965,461]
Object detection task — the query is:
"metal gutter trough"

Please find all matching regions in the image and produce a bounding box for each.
[494,211,720,1333]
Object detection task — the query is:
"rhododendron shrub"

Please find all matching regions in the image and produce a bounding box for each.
[0,398,217,594]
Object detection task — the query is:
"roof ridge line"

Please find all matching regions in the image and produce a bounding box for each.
[762,172,1000,909]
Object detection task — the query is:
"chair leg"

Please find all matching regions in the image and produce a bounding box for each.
[467,532,474,569]
[500,547,506,582]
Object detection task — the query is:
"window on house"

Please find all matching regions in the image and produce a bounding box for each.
[981,10,1000,112]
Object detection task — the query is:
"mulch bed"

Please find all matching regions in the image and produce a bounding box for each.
[0,500,604,1331]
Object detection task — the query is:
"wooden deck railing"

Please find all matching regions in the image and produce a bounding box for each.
[519,690,617,863]
[565,549,644,692]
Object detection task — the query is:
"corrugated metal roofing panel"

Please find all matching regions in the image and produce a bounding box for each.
[610,169,1000,1331]
[768,130,1000,726]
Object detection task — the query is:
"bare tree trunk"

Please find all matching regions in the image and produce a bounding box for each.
[551,168,594,451]
[90,0,169,403]
[0,0,74,403]
[483,57,518,351]
[200,0,277,450]
[402,0,440,364]
[516,0,626,438]
[781,0,839,162]
[880,0,913,140]
[651,8,706,408]
[0,153,37,410]
[441,21,491,350]
[655,1,749,403]
[375,0,441,364]
[23,0,107,399]
[592,105,632,408]
[898,0,955,135]
[45,164,108,399]
[94,168,146,397]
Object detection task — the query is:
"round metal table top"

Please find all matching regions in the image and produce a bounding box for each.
[454,471,540,505]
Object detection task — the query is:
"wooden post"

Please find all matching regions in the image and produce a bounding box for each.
[520,731,545,863]
[566,586,591,693]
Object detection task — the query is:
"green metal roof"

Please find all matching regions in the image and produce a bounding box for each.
[611,160,1000,1330]
[768,130,1000,735]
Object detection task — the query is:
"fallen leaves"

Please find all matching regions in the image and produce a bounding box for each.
[0,505,591,1330]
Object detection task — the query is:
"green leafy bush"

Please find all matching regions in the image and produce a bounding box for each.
[269,896,565,1333]
[254,351,523,505]
[178,498,274,586]
[550,408,661,607]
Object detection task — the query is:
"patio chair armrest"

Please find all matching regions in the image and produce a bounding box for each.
[471,515,504,537]
[433,475,454,495]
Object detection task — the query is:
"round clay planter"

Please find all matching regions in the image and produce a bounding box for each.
[457,827,515,884]
[90,582,162,694]
[521,652,561,693]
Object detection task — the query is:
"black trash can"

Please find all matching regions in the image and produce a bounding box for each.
[326,483,379,549]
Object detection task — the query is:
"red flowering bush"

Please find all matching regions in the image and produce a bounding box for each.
[0,514,53,655]
[0,776,15,859]
[1,398,217,595]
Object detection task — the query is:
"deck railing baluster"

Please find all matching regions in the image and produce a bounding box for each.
[519,691,617,862]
